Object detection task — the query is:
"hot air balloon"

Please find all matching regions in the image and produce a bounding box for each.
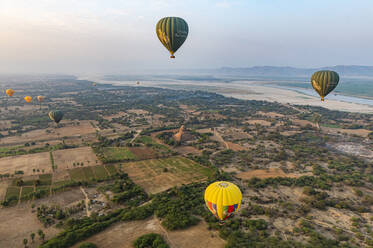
[24,96,32,103]
[37,96,45,110]
[37,96,44,103]
[6,89,15,97]
[311,70,339,101]
[92,82,97,87]
[49,110,64,124]
[204,181,242,222]
[156,17,189,58]
[136,81,140,85]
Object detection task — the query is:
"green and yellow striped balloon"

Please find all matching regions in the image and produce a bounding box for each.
[311,70,339,101]
[49,110,64,124]
[156,17,189,58]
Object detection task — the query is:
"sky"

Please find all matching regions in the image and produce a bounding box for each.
[0,0,373,74]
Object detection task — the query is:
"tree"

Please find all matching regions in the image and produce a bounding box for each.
[23,238,28,248]
[38,229,45,241]
[30,233,35,243]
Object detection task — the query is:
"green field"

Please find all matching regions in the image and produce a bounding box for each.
[83,167,95,180]
[20,186,34,200]
[68,165,112,182]
[105,165,118,175]
[5,186,20,205]
[100,147,136,162]
[135,136,170,151]
[91,165,109,180]
[69,167,87,182]
[39,174,52,185]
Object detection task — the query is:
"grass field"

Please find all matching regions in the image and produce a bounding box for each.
[91,166,109,180]
[120,156,215,194]
[105,165,118,175]
[99,147,136,162]
[39,174,52,185]
[20,186,34,200]
[4,186,20,205]
[68,165,112,182]
[69,167,87,182]
[83,167,95,180]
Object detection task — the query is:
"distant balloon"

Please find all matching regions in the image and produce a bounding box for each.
[136,81,140,85]
[311,70,339,101]
[49,110,64,124]
[24,96,32,103]
[6,89,14,97]
[92,82,97,87]
[204,181,242,221]
[156,17,189,58]
[37,96,45,103]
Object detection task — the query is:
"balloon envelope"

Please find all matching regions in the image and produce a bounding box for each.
[37,96,45,102]
[204,181,242,221]
[156,17,188,58]
[311,70,339,101]
[6,89,14,97]
[49,110,64,124]
[24,96,32,103]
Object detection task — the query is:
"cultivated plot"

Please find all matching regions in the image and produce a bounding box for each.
[120,156,215,194]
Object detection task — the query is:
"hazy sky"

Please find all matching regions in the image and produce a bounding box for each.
[1,0,373,74]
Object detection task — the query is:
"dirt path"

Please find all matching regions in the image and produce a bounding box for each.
[80,187,91,217]
[17,187,23,205]
[130,129,142,143]
[213,129,229,149]
[103,165,112,176]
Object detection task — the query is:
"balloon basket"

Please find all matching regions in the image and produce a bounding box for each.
[170,55,175,58]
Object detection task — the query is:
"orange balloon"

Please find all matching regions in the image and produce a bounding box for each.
[37,96,44,102]
[24,96,32,103]
[6,89,14,97]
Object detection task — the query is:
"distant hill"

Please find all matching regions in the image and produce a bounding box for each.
[218,65,373,77]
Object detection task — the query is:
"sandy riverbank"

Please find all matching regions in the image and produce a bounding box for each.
[81,77,373,114]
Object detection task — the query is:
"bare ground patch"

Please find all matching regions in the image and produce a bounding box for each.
[73,217,225,248]
[0,204,59,248]
[236,168,311,180]
[52,147,101,171]
[0,152,51,176]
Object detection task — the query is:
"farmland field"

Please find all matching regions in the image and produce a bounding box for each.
[120,156,215,194]
[4,186,20,205]
[73,217,224,248]
[0,152,52,176]
[99,147,136,162]
[105,165,118,175]
[53,146,101,170]
[20,186,34,200]
[91,165,109,180]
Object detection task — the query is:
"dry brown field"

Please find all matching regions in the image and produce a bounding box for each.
[257,111,285,118]
[236,168,311,180]
[174,145,201,155]
[128,147,159,160]
[226,141,247,151]
[102,111,127,120]
[0,152,51,176]
[0,120,97,145]
[52,146,101,171]
[73,217,225,248]
[245,119,272,126]
[324,127,371,137]
[0,204,59,248]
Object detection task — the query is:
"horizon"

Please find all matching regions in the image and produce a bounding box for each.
[1,0,373,74]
